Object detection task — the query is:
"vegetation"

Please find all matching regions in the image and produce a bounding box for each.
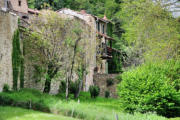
[12,29,22,90]
[0,89,169,120]
[119,0,180,65]
[24,10,89,99]
[106,78,114,86]
[89,85,100,98]
[117,60,180,117]
[3,84,10,93]
[105,90,110,98]
[0,106,77,120]
[1,0,180,120]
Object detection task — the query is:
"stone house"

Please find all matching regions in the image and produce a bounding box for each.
[57,9,118,74]
[0,1,121,94]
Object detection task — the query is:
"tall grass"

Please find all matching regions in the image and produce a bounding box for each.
[0,89,169,120]
[0,106,77,120]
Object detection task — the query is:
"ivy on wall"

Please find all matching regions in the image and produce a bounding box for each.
[108,51,122,74]
[12,29,24,90]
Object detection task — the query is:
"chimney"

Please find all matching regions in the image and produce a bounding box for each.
[80,10,86,14]
[103,15,108,20]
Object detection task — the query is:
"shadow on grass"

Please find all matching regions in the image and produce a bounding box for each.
[0,106,76,120]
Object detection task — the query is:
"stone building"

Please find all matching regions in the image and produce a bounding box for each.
[0,2,18,92]
[0,0,121,95]
[57,9,116,74]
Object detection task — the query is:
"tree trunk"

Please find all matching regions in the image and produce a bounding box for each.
[75,64,86,98]
[43,64,59,93]
[66,72,69,100]
[66,37,81,99]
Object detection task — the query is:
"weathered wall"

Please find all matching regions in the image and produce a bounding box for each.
[0,10,18,91]
[23,11,97,94]
[0,0,5,8]
[10,0,28,13]
[93,74,119,98]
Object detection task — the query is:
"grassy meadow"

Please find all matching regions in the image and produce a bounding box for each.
[0,89,172,120]
[0,106,78,120]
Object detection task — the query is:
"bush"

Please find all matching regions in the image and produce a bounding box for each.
[117,60,180,118]
[89,85,100,98]
[69,81,80,98]
[3,84,10,92]
[58,80,66,93]
[105,91,110,98]
[106,78,114,86]
[0,89,51,112]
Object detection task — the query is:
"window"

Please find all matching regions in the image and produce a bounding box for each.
[102,24,105,34]
[98,22,100,32]
[18,0,21,6]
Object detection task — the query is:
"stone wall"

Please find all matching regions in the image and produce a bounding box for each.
[93,74,119,98]
[0,10,18,91]
[23,11,97,94]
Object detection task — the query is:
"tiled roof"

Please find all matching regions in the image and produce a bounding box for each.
[28,8,39,14]
[97,32,114,41]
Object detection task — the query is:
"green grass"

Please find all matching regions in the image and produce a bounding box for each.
[0,89,171,120]
[169,118,180,120]
[0,106,78,120]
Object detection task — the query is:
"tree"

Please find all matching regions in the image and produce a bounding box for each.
[25,10,92,96]
[25,10,84,93]
[118,0,180,66]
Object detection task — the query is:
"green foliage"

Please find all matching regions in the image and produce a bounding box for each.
[69,81,79,97]
[12,29,22,91]
[0,89,169,120]
[105,90,110,98]
[0,106,76,120]
[59,80,66,93]
[20,58,24,89]
[119,0,180,63]
[89,85,100,98]
[3,84,10,93]
[108,51,123,74]
[106,78,114,86]
[115,75,122,83]
[117,60,180,117]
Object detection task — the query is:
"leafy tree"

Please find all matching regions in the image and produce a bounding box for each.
[118,0,180,66]
[25,10,85,93]
[25,10,92,98]
[117,60,180,117]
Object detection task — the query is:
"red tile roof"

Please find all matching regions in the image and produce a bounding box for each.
[28,8,40,14]
[97,32,114,41]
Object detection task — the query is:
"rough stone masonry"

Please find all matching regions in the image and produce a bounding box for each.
[0,10,18,91]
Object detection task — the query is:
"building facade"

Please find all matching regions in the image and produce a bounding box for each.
[0,0,121,93]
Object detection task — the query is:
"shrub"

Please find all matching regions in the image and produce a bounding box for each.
[117,60,180,117]
[89,85,100,98]
[115,75,122,83]
[69,81,79,98]
[105,91,110,98]
[3,84,10,92]
[106,78,114,86]
[58,80,66,93]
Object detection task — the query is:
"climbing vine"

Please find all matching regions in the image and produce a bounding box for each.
[12,28,24,90]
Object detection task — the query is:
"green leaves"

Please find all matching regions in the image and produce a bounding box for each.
[117,60,180,117]
[119,0,180,62]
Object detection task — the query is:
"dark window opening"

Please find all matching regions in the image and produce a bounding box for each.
[22,15,29,19]
[98,22,100,32]
[18,0,21,6]
[102,25,105,34]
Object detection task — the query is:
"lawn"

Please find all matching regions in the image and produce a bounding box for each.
[0,89,171,120]
[0,106,78,120]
